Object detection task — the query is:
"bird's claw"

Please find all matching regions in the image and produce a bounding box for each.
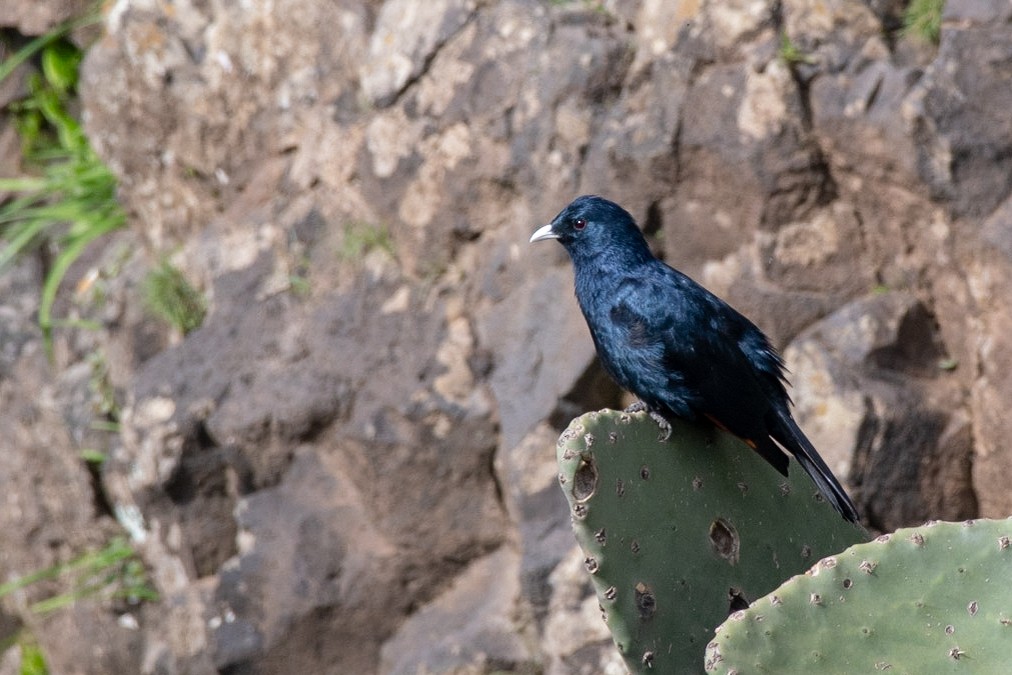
[624,400,648,413]
[624,401,671,441]
[650,411,672,441]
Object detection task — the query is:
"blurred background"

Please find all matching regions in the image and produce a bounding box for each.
[0,0,1009,672]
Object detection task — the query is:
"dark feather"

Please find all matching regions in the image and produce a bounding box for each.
[532,195,859,522]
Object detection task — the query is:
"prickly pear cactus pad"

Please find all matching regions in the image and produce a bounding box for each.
[556,409,868,674]
[705,518,1012,674]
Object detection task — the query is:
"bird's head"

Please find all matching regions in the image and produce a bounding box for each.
[530,195,653,265]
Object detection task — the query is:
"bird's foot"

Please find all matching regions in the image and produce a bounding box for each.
[624,400,648,413]
[650,411,672,442]
[624,401,671,441]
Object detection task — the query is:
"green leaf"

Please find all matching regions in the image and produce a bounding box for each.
[18,641,48,675]
[937,357,959,371]
[41,40,82,94]
[79,449,107,464]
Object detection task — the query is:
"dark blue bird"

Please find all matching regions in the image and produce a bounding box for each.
[531,195,859,522]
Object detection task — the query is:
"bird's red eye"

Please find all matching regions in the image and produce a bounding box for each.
[574,218,587,230]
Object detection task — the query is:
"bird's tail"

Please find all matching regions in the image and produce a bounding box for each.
[772,410,860,523]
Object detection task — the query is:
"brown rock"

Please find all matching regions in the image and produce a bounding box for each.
[786,292,975,531]
[0,0,1009,671]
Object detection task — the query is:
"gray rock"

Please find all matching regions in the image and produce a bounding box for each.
[943,0,1012,24]
[379,548,535,674]
[908,19,1012,217]
[982,193,1012,264]
[477,267,596,451]
[787,292,974,531]
[0,0,91,35]
[0,261,139,673]
[360,0,478,108]
[105,251,508,671]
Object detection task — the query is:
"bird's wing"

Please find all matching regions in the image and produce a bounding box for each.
[735,320,789,390]
[600,274,703,418]
[608,268,788,433]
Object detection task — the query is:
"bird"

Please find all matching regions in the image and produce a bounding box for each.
[530,195,859,522]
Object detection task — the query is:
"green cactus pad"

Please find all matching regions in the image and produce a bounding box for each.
[557,409,868,674]
[706,518,1012,673]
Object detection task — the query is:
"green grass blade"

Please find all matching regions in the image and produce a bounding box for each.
[0,217,50,269]
[39,215,123,347]
[0,2,126,350]
[0,177,47,192]
[0,10,100,84]
[18,640,48,675]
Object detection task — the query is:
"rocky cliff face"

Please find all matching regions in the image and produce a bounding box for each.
[1,0,1010,672]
